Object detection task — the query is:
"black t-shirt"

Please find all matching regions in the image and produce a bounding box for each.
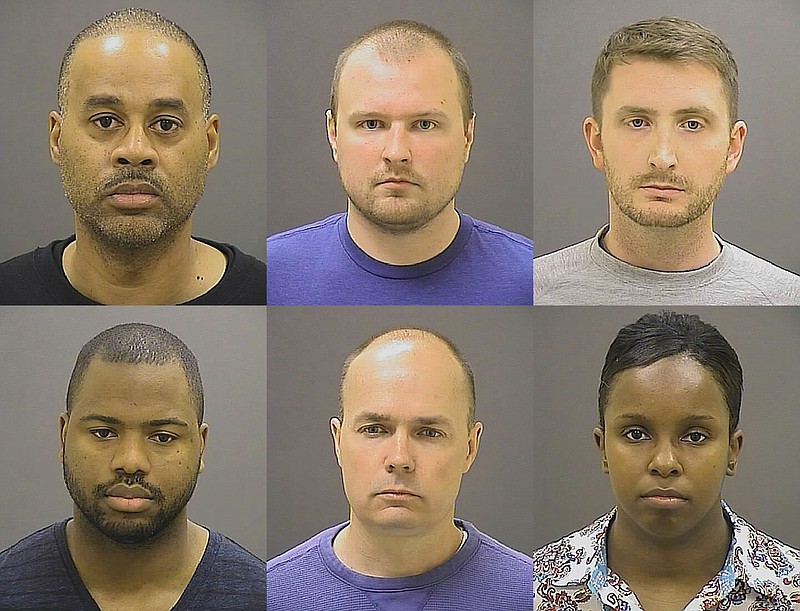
[0,520,266,610]
[0,236,266,305]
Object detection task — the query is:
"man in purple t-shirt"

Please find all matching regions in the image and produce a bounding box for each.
[267,327,532,610]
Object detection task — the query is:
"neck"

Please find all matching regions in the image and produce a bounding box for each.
[65,509,207,592]
[607,501,731,588]
[64,221,226,304]
[333,515,463,578]
[346,202,460,265]
[605,206,719,271]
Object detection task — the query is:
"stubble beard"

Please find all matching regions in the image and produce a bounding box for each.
[62,456,199,546]
[341,166,463,236]
[604,158,727,228]
[59,154,208,253]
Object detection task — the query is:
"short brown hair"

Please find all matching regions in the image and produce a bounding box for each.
[591,16,739,127]
[329,20,473,129]
[338,327,476,428]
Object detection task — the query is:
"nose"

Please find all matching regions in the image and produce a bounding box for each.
[385,433,415,473]
[110,435,151,475]
[648,439,682,477]
[113,123,157,168]
[648,128,677,171]
[382,124,411,165]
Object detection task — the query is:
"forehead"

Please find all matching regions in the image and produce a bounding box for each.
[606,356,728,422]
[72,358,194,421]
[603,58,727,116]
[67,29,202,112]
[342,338,467,421]
[338,45,461,118]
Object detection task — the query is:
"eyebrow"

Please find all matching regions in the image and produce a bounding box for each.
[614,105,719,119]
[348,109,449,120]
[613,412,720,423]
[352,411,453,427]
[78,413,190,428]
[81,95,189,115]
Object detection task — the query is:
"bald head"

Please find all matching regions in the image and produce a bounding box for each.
[339,328,475,428]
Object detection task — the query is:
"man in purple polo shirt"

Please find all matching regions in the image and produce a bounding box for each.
[267,327,532,610]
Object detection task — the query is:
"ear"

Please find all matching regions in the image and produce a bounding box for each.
[205,114,220,170]
[330,417,343,467]
[49,111,63,165]
[583,116,604,170]
[593,426,609,474]
[326,109,339,163]
[725,120,747,174]
[58,411,69,462]
[726,428,743,476]
[197,422,209,473]
[462,421,482,474]
[463,113,476,164]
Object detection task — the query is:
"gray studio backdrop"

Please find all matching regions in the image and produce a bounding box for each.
[0,0,266,262]
[265,0,533,239]
[533,1,800,273]
[0,306,266,561]
[266,307,534,560]
[532,306,800,551]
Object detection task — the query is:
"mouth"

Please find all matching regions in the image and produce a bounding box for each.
[377,490,419,498]
[105,484,154,500]
[103,484,155,513]
[641,488,688,506]
[376,177,417,187]
[639,183,685,196]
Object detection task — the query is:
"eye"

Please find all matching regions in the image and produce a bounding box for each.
[150,432,177,444]
[682,430,708,444]
[627,118,648,129]
[622,427,650,441]
[151,117,180,134]
[90,428,116,440]
[91,115,121,130]
[360,119,382,130]
[682,119,703,131]
[420,428,443,439]
[416,119,436,131]
[359,425,385,436]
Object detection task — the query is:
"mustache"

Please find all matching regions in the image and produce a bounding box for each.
[92,475,164,501]
[100,169,165,195]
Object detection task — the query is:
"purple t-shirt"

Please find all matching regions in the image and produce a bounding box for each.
[266,212,533,305]
[266,520,533,610]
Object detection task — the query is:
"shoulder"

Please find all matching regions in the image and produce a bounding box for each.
[267,214,344,251]
[469,524,532,570]
[190,238,266,305]
[533,235,597,301]
[468,216,533,251]
[728,506,800,586]
[0,239,69,305]
[266,527,331,577]
[720,241,800,303]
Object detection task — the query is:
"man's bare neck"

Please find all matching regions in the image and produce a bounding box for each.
[346,202,460,265]
[64,224,226,304]
[605,208,720,272]
[332,517,463,578]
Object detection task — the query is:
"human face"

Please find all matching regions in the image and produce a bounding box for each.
[331,338,481,535]
[59,359,207,545]
[584,59,746,228]
[327,46,474,234]
[49,30,220,251]
[594,355,742,543]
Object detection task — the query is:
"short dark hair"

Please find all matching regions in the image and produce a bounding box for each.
[598,311,742,435]
[58,7,212,117]
[338,327,476,427]
[330,19,473,129]
[66,323,204,424]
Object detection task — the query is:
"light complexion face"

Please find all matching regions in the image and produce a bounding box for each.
[59,359,207,545]
[594,355,742,543]
[49,30,220,251]
[327,46,474,234]
[331,338,481,535]
[584,59,746,228]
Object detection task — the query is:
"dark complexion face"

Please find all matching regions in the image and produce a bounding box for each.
[594,355,742,543]
[49,30,219,252]
[59,359,207,545]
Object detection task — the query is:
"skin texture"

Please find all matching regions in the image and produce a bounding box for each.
[327,45,475,265]
[58,359,209,609]
[583,59,747,271]
[330,335,482,577]
[593,355,743,610]
[49,29,224,304]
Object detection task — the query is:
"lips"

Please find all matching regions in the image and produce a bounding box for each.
[377,489,419,497]
[377,177,417,186]
[105,484,153,499]
[641,488,687,501]
[109,182,160,196]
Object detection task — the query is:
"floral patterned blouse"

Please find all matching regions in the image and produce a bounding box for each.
[533,501,800,610]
